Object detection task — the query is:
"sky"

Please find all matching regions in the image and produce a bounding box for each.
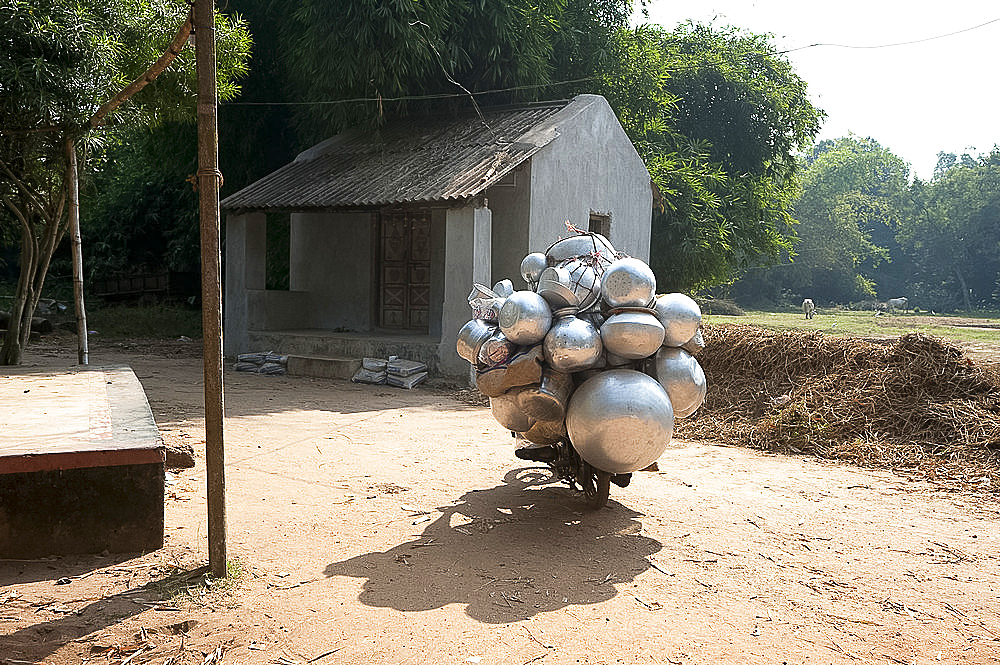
[632,0,1000,180]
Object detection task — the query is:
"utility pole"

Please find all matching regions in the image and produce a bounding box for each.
[194,0,227,578]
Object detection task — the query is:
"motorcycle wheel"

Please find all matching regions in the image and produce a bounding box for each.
[579,465,611,510]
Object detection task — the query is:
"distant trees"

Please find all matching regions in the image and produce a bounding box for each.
[901,150,1000,310]
[0,0,250,363]
[732,140,1000,313]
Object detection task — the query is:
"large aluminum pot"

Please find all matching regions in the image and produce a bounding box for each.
[600,258,656,308]
[599,310,665,359]
[566,369,674,474]
[456,318,496,364]
[651,346,707,418]
[543,311,603,372]
[537,266,579,309]
[545,232,617,265]
[521,417,568,445]
[499,291,552,345]
[490,389,535,432]
[653,293,703,347]
[517,368,574,421]
[562,258,602,311]
[520,252,548,287]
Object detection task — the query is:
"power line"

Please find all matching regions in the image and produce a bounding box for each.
[778,16,1000,54]
[221,77,598,107]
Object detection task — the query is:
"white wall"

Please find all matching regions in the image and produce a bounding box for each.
[527,95,652,261]
[439,204,491,376]
[484,162,533,291]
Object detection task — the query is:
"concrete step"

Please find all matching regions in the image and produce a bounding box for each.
[286,355,362,380]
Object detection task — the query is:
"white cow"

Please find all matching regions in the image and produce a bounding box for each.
[887,297,909,314]
[802,298,816,319]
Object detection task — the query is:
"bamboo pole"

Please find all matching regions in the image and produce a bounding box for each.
[194,0,227,578]
[65,137,88,365]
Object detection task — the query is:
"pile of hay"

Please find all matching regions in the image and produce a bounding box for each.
[678,325,1000,491]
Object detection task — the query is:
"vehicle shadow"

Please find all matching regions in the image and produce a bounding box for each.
[323,467,662,624]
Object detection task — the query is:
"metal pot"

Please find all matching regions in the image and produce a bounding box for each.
[545,232,617,265]
[561,258,602,311]
[498,291,552,345]
[490,389,535,432]
[492,279,515,298]
[599,310,665,359]
[520,252,548,287]
[566,369,674,474]
[537,266,579,309]
[543,310,603,372]
[456,318,496,364]
[517,368,574,421]
[600,257,656,308]
[650,346,707,418]
[653,293,702,347]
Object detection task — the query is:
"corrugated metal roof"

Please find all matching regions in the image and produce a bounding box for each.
[221,100,575,212]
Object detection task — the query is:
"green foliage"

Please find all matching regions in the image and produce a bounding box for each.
[901,149,1000,311]
[738,136,911,305]
[82,123,200,277]
[0,0,250,363]
[598,23,823,291]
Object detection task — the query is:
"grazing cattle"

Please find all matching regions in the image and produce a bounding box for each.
[802,298,816,319]
[887,297,909,314]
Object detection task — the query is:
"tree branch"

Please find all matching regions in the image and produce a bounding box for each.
[0,156,54,225]
[87,8,194,129]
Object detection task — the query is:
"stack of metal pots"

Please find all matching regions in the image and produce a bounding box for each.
[457,230,707,475]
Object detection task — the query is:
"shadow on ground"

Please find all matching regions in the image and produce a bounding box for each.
[324,468,662,623]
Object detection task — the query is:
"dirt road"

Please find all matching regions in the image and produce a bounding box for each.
[2,338,999,664]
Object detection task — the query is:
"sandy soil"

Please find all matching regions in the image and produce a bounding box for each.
[2,336,1000,665]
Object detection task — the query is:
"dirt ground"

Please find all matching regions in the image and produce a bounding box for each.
[2,334,1000,665]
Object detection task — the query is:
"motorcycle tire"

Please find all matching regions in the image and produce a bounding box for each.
[580,466,611,510]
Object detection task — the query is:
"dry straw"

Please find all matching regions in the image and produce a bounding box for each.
[678,325,1000,491]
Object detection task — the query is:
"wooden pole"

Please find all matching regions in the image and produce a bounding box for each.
[65,136,88,365]
[194,0,227,578]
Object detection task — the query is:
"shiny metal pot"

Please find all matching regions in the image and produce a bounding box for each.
[600,257,656,308]
[520,252,548,287]
[653,293,703,347]
[599,310,665,359]
[498,291,552,345]
[456,318,496,364]
[545,232,617,265]
[543,310,603,372]
[566,369,674,474]
[651,346,707,418]
[517,368,574,421]
[537,266,579,309]
[561,258,602,311]
[490,389,535,432]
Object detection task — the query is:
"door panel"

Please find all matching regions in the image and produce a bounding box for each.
[379,210,431,331]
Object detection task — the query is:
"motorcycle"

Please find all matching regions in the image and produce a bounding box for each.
[513,438,632,510]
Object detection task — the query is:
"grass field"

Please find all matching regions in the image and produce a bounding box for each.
[706,307,1000,345]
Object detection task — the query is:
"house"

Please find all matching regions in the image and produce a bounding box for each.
[221,94,653,377]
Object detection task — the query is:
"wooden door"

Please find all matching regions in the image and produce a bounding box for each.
[379,209,431,331]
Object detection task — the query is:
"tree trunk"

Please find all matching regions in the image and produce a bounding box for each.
[954,266,971,311]
[66,137,89,364]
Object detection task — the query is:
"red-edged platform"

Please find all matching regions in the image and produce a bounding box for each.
[0,365,165,557]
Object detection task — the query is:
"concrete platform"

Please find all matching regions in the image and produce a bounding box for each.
[247,329,441,375]
[0,365,165,558]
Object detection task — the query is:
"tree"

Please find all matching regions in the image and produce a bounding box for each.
[737,136,911,306]
[597,22,824,291]
[900,149,1000,311]
[0,0,250,364]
